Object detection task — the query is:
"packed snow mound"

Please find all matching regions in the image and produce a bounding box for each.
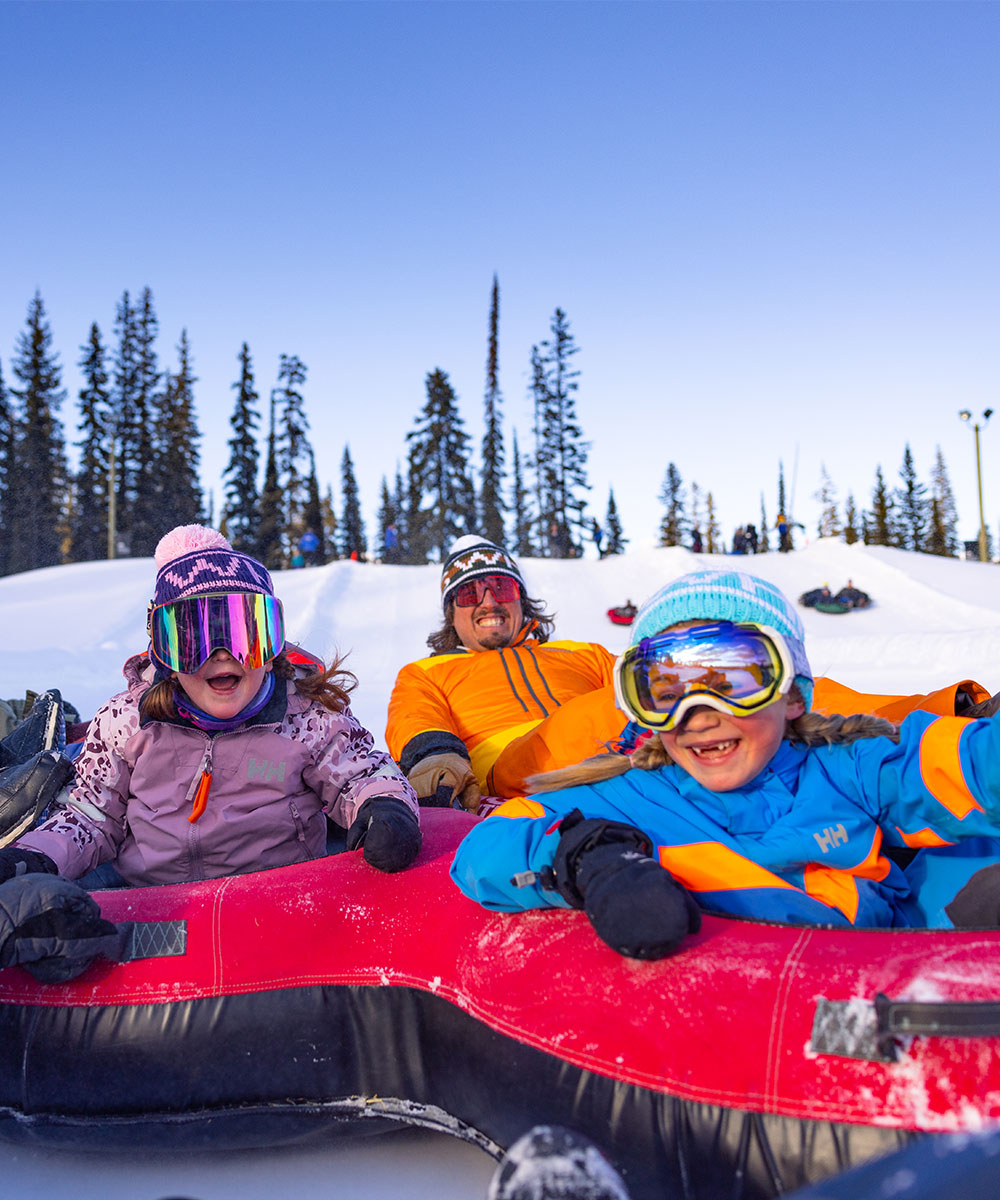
[1,540,999,741]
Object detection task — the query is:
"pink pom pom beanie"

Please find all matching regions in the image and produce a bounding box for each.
[151,525,275,607]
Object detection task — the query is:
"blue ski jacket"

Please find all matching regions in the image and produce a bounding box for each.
[450,712,1000,928]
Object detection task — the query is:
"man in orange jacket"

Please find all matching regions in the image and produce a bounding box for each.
[386,536,619,810]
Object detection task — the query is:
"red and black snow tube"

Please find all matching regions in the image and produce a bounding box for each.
[1,809,999,1200]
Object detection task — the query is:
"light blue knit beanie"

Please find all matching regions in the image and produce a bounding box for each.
[630,569,814,710]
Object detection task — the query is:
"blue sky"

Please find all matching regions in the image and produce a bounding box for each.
[2,0,997,553]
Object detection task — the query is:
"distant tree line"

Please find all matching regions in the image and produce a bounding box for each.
[0,277,628,577]
[0,279,975,579]
[656,446,964,558]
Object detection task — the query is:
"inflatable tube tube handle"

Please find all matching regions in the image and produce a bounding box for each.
[811,994,1000,1062]
[116,920,187,962]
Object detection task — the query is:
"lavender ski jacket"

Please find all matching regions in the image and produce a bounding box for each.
[18,655,418,886]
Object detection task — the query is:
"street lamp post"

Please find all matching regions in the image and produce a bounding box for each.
[959,408,993,562]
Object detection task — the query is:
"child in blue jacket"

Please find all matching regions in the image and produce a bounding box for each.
[450,569,1000,958]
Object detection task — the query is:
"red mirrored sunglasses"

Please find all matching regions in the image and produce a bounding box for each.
[452,574,522,608]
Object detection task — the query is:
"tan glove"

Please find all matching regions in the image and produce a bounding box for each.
[407,752,481,812]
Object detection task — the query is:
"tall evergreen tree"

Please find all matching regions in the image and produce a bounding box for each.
[603,488,626,556]
[376,476,397,562]
[895,444,928,552]
[0,361,12,577]
[866,465,895,546]
[705,492,721,553]
[758,494,771,553]
[302,447,326,565]
[71,322,112,563]
[928,445,959,557]
[256,390,284,569]
[153,329,202,537]
[538,309,589,553]
[338,445,366,560]
[404,368,476,561]
[658,462,686,547]
[110,290,140,552]
[479,274,505,544]
[274,354,310,542]
[129,287,161,554]
[510,432,532,556]
[843,492,860,545]
[7,293,68,572]
[814,464,841,539]
[528,345,548,553]
[223,343,261,553]
[321,485,338,558]
[690,481,704,547]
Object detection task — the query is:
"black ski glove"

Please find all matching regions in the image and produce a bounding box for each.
[0,749,74,848]
[0,873,127,983]
[0,847,59,886]
[552,809,701,960]
[346,796,422,873]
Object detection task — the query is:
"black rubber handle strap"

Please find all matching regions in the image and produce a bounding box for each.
[876,992,1000,1040]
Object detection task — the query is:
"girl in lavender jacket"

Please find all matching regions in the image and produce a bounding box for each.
[0,526,420,887]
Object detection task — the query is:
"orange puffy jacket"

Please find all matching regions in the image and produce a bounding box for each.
[386,626,617,798]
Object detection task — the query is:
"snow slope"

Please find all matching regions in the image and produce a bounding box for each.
[1,539,999,1198]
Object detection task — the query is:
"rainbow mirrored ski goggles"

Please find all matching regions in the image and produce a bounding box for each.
[613,621,794,731]
[149,592,285,674]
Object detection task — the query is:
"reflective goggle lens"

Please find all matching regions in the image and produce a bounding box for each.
[614,622,791,730]
[452,575,521,607]
[149,593,285,673]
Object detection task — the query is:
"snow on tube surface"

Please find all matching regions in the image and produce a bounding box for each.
[1,808,999,1200]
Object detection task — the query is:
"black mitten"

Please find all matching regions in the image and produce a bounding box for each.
[553,809,701,960]
[0,874,128,983]
[346,797,422,873]
[0,847,58,885]
[945,862,1000,927]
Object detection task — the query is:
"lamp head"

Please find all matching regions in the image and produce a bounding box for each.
[960,410,973,422]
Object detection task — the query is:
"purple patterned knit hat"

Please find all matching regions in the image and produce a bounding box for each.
[152,525,274,606]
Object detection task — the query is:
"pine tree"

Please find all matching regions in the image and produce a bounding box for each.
[538,309,589,553]
[658,462,686,547]
[510,432,532,557]
[376,476,397,561]
[7,292,68,573]
[129,288,162,556]
[223,342,261,553]
[154,330,203,537]
[867,465,895,546]
[705,492,721,554]
[274,354,310,544]
[479,274,505,544]
[256,391,284,570]
[758,494,771,553]
[110,290,141,552]
[71,322,112,563]
[928,445,959,557]
[405,367,476,561]
[843,492,860,545]
[528,345,548,552]
[690,481,704,549]
[302,447,327,565]
[814,464,841,539]
[603,488,626,555]
[0,361,12,577]
[338,445,366,559]
[321,485,338,558]
[895,444,928,552]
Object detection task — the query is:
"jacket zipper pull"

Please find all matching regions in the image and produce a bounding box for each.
[189,768,212,823]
